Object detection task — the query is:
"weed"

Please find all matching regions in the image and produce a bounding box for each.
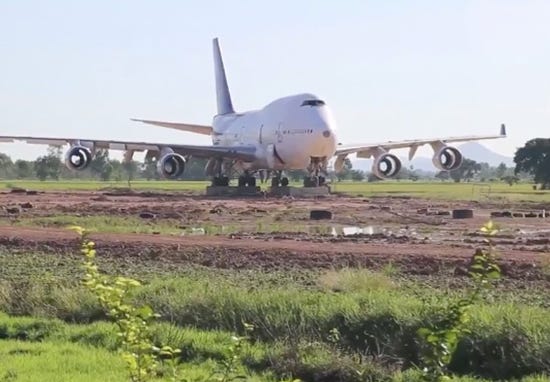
[417,221,501,381]
[73,225,167,381]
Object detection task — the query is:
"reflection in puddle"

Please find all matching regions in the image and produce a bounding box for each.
[312,225,381,236]
[180,224,418,238]
[341,226,376,236]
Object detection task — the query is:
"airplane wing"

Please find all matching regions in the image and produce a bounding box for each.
[335,124,507,160]
[130,119,212,136]
[0,136,257,161]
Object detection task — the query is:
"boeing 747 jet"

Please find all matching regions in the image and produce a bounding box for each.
[0,38,506,187]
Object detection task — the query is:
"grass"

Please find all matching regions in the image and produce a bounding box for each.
[0,339,128,382]
[330,181,550,202]
[0,312,548,382]
[1,267,549,380]
[3,179,550,202]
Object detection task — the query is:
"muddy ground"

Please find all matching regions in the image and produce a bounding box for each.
[0,189,549,281]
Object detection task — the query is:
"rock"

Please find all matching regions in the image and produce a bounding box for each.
[451,209,474,219]
[139,212,156,219]
[6,207,20,214]
[26,190,38,195]
[9,187,26,194]
[19,202,33,209]
[310,210,333,220]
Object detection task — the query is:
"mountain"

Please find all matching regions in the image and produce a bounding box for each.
[351,142,513,172]
[456,142,514,167]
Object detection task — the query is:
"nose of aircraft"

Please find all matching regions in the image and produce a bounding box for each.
[310,121,337,157]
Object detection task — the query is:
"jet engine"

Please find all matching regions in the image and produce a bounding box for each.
[432,146,463,171]
[64,145,92,170]
[372,153,402,179]
[157,153,186,179]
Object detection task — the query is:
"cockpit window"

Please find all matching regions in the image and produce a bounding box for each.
[301,99,325,107]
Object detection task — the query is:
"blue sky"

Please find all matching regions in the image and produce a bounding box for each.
[1,0,549,161]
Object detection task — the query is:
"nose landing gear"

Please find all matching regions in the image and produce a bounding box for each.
[303,157,328,188]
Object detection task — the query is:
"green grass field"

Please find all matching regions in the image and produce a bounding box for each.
[1,244,549,381]
[1,178,550,381]
[2,179,549,202]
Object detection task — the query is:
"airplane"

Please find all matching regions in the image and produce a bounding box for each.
[0,38,506,188]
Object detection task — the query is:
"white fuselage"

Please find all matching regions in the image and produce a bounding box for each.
[210,93,338,171]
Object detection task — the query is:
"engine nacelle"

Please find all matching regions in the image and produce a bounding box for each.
[372,153,402,179]
[157,153,186,179]
[64,146,92,171]
[432,146,463,171]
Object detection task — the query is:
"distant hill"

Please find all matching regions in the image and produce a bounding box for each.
[457,142,514,167]
[351,142,513,172]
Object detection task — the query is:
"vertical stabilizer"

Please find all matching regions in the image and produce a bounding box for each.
[212,38,234,115]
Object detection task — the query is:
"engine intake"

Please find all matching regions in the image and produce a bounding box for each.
[372,153,402,179]
[65,146,92,170]
[157,153,186,179]
[432,146,463,171]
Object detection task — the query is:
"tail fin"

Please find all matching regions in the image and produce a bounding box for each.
[212,38,234,115]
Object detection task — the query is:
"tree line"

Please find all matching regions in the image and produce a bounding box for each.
[0,147,210,181]
[0,138,548,186]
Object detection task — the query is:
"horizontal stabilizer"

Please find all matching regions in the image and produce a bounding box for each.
[131,119,212,136]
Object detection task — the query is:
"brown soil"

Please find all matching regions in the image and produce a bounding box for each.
[0,190,549,280]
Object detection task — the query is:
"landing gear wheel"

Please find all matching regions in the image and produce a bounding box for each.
[303,176,319,188]
[238,175,256,187]
[213,176,230,186]
[271,177,280,188]
[318,176,326,186]
[238,176,246,187]
[281,177,289,187]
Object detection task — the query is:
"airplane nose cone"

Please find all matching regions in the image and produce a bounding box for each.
[310,127,337,157]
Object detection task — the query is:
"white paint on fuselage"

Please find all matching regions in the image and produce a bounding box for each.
[211,93,337,170]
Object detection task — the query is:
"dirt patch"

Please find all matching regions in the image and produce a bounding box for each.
[0,190,548,281]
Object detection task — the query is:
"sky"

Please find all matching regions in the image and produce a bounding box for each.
[1,0,549,161]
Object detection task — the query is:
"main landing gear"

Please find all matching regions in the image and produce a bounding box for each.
[238,173,257,187]
[211,176,230,187]
[270,171,289,188]
[303,175,326,188]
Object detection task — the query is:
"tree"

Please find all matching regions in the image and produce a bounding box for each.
[14,160,33,179]
[336,158,353,181]
[496,162,507,179]
[514,138,550,189]
[141,157,158,180]
[350,169,365,181]
[123,160,139,187]
[501,175,519,186]
[0,153,14,178]
[34,148,62,181]
[449,158,481,183]
[89,149,113,181]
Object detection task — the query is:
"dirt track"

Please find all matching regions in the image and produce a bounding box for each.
[0,189,549,280]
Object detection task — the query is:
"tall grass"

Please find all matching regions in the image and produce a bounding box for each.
[1,275,549,379]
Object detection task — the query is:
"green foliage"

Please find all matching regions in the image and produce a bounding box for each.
[75,226,163,381]
[514,138,550,188]
[449,158,482,183]
[417,221,501,381]
[34,147,63,181]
